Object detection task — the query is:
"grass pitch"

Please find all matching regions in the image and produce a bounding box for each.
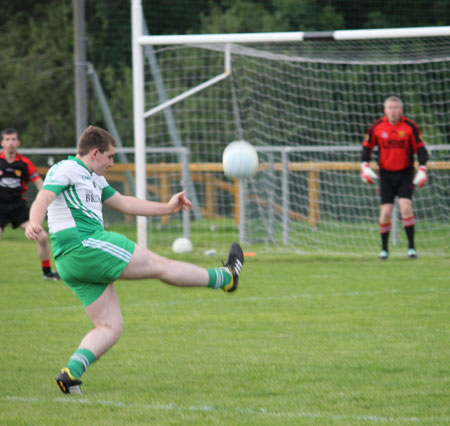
[0,227,449,425]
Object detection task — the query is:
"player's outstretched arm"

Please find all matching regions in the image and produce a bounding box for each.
[25,189,56,240]
[104,190,192,217]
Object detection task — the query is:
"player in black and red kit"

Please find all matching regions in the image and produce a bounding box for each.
[360,96,428,260]
[0,128,60,279]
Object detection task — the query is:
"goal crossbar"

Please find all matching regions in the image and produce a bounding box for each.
[138,26,450,46]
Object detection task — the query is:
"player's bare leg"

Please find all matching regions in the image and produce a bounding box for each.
[398,198,413,218]
[120,244,209,285]
[120,243,243,291]
[56,283,123,395]
[81,283,123,358]
[379,203,394,224]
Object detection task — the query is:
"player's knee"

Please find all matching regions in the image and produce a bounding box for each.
[151,255,173,279]
[380,206,393,223]
[107,316,123,342]
[380,213,391,223]
[143,249,170,277]
[113,323,123,342]
[398,200,413,217]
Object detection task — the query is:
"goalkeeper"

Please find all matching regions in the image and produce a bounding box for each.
[25,125,244,395]
[360,96,428,260]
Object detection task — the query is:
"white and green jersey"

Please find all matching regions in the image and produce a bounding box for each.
[43,156,116,257]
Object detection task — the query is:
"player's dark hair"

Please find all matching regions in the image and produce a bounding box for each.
[1,128,19,140]
[77,125,116,156]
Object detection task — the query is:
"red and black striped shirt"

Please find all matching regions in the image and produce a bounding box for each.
[0,151,40,202]
[362,116,426,172]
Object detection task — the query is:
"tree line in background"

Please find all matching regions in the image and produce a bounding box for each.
[1,0,449,149]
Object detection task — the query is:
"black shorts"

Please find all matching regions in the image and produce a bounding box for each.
[379,168,415,204]
[0,198,30,230]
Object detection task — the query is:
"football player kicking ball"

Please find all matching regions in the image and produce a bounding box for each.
[26,125,244,395]
[360,96,428,260]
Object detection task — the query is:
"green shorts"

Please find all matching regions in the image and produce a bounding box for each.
[56,230,136,307]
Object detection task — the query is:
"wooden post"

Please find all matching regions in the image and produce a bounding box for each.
[122,174,134,224]
[160,171,171,225]
[204,173,216,218]
[308,169,320,228]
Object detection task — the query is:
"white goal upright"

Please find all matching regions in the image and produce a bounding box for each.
[131,0,450,255]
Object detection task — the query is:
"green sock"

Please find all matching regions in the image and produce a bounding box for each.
[66,348,95,379]
[207,267,231,289]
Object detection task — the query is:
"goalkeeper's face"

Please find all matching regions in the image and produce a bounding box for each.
[384,100,403,124]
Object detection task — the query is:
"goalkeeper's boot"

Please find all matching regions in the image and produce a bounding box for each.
[378,250,389,260]
[56,368,82,395]
[222,243,244,292]
[408,248,418,259]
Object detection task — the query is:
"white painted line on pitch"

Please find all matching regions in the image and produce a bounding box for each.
[3,286,449,314]
[125,286,450,308]
[4,395,444,423]
[2,304,82,314]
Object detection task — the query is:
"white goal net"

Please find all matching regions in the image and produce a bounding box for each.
[132,19,450,255]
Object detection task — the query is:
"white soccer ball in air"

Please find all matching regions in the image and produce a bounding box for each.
[172,237,193,254]
[223,140,259,179]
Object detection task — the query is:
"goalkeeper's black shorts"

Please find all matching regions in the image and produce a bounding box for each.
[379,167,414,204]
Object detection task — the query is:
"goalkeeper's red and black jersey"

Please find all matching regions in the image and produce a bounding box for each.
[362,116,426,171]
[0,151,40,201]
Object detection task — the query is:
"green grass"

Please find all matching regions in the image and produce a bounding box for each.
[112,217,450,255]
[0,228,449,425]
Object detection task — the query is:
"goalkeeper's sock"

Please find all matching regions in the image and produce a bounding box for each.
[379,222,391,252]
[66,348,96,379]
[207,268,232,289]
[403,216,416,249]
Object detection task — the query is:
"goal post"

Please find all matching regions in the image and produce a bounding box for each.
[131,0,450,255]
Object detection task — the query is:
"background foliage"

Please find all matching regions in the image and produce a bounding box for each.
[1,0,450,148]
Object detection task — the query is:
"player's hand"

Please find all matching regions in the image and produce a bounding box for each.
[360,162,377,184]
[413,166,428,188]
[168,190,193,213]
[25,222,44,241]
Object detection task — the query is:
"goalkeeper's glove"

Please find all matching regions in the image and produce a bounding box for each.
[413,165,428,188]
[360,162,377,184]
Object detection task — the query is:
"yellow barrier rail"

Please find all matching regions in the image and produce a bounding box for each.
[37,161,449,227]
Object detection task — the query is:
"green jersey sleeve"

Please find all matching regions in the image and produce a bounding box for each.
[102,185,116,202]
